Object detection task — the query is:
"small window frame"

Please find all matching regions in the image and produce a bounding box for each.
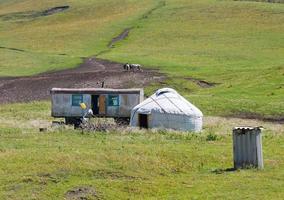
[108,95,120,107]
[72,94,83,107]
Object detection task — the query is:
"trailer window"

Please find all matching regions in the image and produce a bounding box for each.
[72,94,83,106]
[108,95,119,106]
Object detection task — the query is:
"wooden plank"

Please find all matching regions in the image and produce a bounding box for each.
[99,95,106,115]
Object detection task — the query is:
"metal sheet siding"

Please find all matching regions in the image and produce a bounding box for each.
[51,89,143,118]
[51,93,91,117]
[233,127,263,169]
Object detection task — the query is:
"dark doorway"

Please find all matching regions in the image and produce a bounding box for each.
[139,114,148,129]
[92,95,99,115]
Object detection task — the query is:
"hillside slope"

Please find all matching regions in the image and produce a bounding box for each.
[101,0,284,119]
[0,0,283,119]
[0,0,156,75]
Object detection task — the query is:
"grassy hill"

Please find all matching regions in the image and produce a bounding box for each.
[0,0,155,75]
[0,0,283,119]
[0,1,284,198]
[101,0,284,119]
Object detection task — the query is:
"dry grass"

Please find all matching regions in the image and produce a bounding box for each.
[0,101,283,135]
[204,116,284,135]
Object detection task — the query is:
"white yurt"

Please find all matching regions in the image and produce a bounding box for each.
[130,88,203,132]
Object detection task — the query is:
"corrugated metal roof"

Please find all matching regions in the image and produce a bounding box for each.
[233,126,264,131]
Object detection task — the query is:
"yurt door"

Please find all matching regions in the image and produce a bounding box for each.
[139,114,148,129]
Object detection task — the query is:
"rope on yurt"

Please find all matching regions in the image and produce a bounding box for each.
[163,94,185,114]
[149,96,167,113]
[163,94,188,128]
[149,96,170,128]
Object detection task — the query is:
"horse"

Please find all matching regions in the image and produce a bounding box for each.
[123,63,130,71]
[123,63,142,71]
[130,64,141,71]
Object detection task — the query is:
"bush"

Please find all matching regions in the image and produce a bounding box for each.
[206,133,219,141]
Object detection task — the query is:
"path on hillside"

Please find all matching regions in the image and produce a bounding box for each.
[0,57,164,104]
[0,1,168,104]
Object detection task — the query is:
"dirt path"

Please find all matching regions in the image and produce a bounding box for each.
[0,57,164,104]
[0,2,168,104]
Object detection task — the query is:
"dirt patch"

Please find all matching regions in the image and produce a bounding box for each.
[0,5,70,21]
[211,168,236,174]
[0,57,165,104]
[100,1,166,55]
[228,112,284,124]
[141,1,166,19]
[0,2,166,104]
[21,170,70,186]
[0,46,25,52]
[234,0,284,3]
[108,28,132,48]
[36,172,61,184]
[42,6,70,16]
[184,77,219,88]
[65,186,100,200]
[92,169,138,180]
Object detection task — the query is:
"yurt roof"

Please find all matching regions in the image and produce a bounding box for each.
[132,88,203,117]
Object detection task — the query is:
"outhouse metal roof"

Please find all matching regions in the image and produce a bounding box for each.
[233,126,264,131]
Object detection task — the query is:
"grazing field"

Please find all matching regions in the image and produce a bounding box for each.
[0,0,155,76]
[0,0,283,119]
[101,0,284,119]
[0,102,283,199]
[0,1,284,198]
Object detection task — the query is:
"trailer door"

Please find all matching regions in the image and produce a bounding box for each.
[99,95,106,115]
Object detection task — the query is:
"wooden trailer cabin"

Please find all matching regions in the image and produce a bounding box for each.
[50,88,144,123]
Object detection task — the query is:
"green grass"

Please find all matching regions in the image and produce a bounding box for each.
[1,0,283,118]
[1,1,284,198]
[0,101,283,200]
[0,101,284,199]
[100,0,284,118]
[0,128,283,199]
[0,0,156,76]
